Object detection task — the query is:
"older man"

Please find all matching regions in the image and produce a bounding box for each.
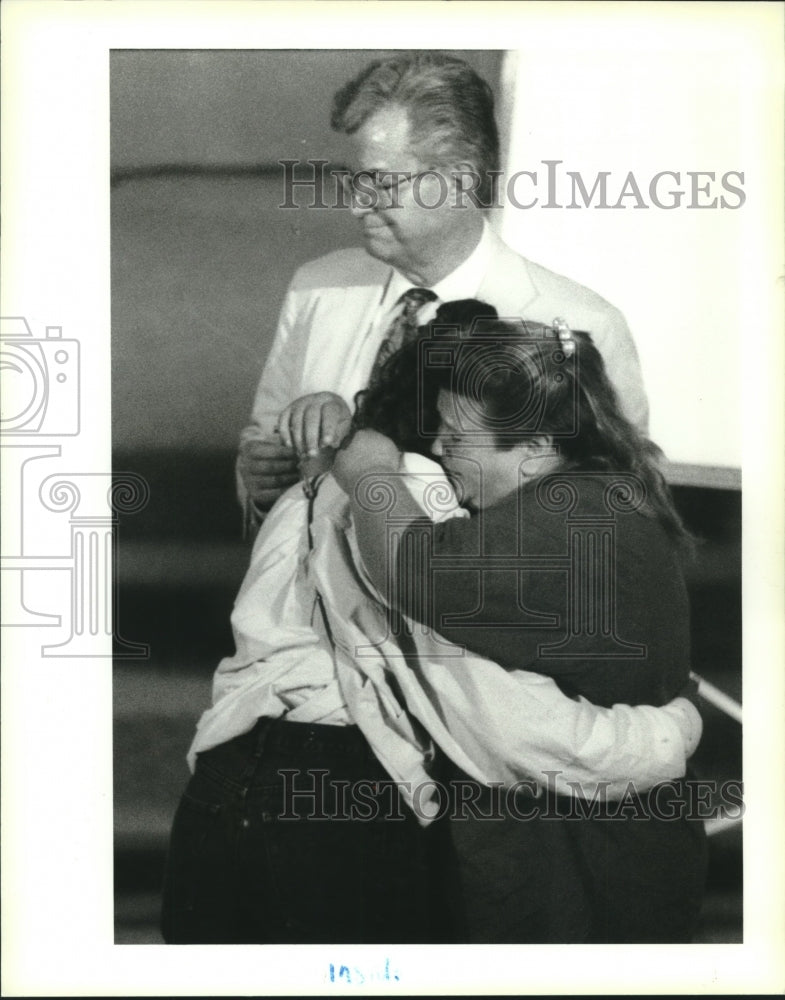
[237,52,648,519]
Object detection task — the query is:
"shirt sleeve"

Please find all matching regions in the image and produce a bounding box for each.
[235,277,304,517]
[245,278,303,441]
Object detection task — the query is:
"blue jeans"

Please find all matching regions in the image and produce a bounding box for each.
[161,718,463,943]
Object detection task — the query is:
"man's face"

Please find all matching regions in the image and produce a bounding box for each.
[431,389,529,511]
[345,105,461,280]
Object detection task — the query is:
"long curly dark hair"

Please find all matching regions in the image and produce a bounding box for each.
[353,298,692,547]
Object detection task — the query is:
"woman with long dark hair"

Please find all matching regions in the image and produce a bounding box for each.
[335,298,707,942]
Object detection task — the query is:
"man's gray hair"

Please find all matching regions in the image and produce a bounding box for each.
[331,52,500,206]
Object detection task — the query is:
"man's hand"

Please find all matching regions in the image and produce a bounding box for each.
[332,429,401,495]
[277,392,352,457]
[238,435,300,511]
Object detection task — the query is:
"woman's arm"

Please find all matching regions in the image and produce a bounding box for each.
[333,430,425,602]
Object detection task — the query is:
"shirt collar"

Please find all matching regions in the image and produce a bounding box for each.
[379,219,491,312]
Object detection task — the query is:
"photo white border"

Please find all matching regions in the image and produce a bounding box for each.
[2,1,783,995]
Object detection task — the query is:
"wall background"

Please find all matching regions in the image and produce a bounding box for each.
[500,41,751,473]
[111,50,503,451]
[112,50,503,171]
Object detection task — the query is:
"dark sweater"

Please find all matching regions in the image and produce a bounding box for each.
[402,473,691,708]
[397,472,706,943]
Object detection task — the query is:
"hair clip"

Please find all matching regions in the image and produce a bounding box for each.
[552,317,576,358]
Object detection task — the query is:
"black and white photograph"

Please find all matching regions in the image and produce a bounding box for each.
[2,1,784,995]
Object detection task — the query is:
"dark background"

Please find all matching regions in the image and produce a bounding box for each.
[111,50,741,944]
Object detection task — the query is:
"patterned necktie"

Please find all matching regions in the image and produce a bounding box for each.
[369,287,437,385]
